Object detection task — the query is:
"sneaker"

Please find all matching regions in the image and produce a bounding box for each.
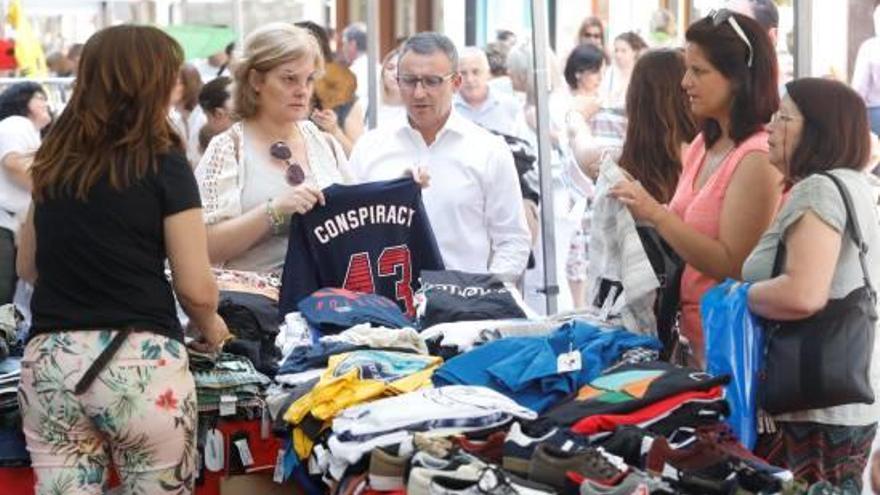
[594,426,656,470]
[430,466,555,495]
[369,445,411,491]
[645,436,732,478]
[503,420,591,476]
[566,469,675,495]
[527,444,625,490]
[414,433,456,459]
[806,480,845,495]
[407,450,486,495]
[695,424,793,482]
[457,431,507,465]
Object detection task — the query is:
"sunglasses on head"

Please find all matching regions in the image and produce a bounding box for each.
[270,141,305,186]
[708,9,754,68]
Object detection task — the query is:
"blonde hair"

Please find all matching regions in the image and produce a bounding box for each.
[233,22,324,119]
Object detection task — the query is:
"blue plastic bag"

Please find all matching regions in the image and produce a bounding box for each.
[701,279,764,449]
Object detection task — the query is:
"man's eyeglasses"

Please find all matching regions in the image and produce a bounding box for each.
[582,31,603,41]
[709,9,754,68]
[270,141,305,186]
[397,73,456,90]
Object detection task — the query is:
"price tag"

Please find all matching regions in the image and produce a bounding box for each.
[219,395,236,416]
[557,350,582,373]
[234,438,254,466]
[273,449,286,484]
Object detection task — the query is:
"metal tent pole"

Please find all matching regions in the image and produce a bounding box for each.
[530,0,558,315]
[794,0,812,78]
[233,0,244,51]
[365,0,379,129]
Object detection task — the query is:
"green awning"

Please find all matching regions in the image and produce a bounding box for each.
[162,24,236,60]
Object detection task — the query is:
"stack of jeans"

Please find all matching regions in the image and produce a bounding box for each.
[190,352,271,416]
[0,357,27,467]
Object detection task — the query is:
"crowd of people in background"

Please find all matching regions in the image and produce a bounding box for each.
[0,0,880,492]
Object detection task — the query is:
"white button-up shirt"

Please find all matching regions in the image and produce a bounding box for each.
[348,110,531,279]
[453,88,526,138]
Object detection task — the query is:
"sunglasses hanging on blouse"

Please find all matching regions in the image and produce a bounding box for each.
[270,141,306,186]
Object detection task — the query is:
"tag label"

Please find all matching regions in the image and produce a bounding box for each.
[261,405,271,440]
[234,438,254,466]
[273,448,285,484]
[557,351,582,373]
[219,395,236,416]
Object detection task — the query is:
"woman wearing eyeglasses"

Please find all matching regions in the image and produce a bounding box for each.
[745,78,880,491]
[611,10,782,368]
[197,23,352,276]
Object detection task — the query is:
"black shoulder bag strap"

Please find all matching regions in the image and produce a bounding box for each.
[822,172,878,312]
[771,172,875,301]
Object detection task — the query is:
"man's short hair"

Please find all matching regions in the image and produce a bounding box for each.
[459,46,489,69]
[399,32,459,71]
[484,42,510,77]
[496,29,516,43]
[749,0,779,30]
[343,22,367,52]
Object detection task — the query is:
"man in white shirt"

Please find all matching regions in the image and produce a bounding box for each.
[454,46,526,138]
[348,32,531,281]
[342,22,381,101]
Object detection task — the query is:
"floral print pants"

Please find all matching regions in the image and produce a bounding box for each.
[18,330,197,495]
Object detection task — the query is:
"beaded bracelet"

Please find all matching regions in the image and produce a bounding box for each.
[265,198,286,236]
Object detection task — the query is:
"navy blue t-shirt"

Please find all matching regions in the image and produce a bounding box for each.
[279,178,444,318]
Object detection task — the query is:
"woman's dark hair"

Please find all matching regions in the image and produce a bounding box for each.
[295,20,333,62]
[615,32,648,53]
[31,25,184,201]
[179,64,203,112]
[618,49,698,203]
[784,78,871,181]
[685,11,778,147]
[564,43,605,90]
[198,76,232,115]
[0,81,45,121]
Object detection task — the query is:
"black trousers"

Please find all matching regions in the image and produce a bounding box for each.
[0,228,16,305]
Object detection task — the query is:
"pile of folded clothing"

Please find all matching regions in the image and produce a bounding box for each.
[0,357,26,469]
[190,351,271,417]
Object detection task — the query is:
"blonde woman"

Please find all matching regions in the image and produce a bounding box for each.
[197,23,352,275]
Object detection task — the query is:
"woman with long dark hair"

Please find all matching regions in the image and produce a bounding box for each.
[17,25,229,493]
[616,49,697,203]
[612,10,782,367]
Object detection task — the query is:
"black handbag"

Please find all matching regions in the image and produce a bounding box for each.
[760,172,878,414]
[637,226,684,359]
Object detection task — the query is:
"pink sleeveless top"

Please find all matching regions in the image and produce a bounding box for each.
[668,131,769,363]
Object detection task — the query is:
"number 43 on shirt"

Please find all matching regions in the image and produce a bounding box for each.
[343,245,415,317]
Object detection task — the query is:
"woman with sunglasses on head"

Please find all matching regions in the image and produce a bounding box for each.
[611,10,782,368]
[744,78,880,491]
[197,23,352,275]
[577,16,605,50]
